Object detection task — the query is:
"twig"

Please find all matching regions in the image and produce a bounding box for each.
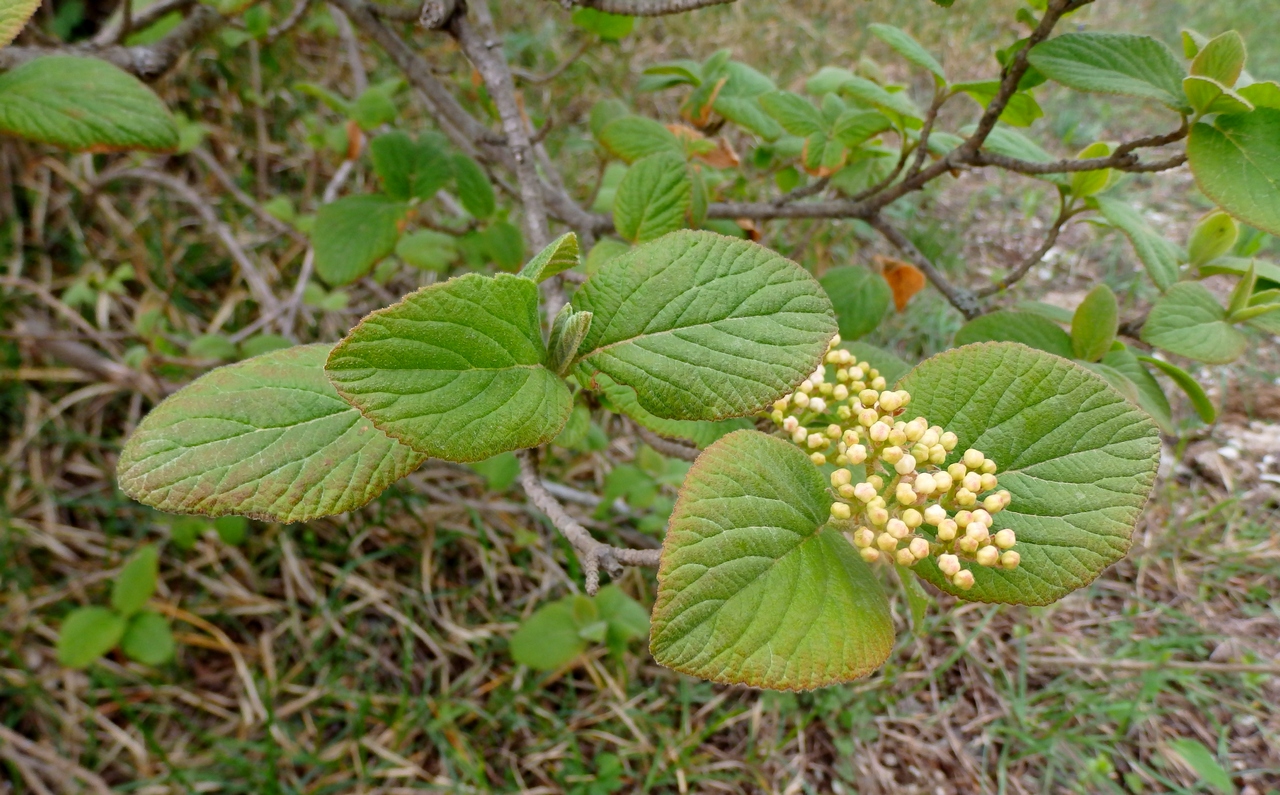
[517,451,662,595]
[866,215,983,320]
[418,0,458,28]
[905,87,949,181]
[267,0,313,42]
[188,147,307,243]
[511,38,590,84]
[634,424,700,462]
[555,0,735,15]
[92,0,197,45]
[14,314,163,398]
[975,196,1080,297]
[773,177,829,207]
[1029,656,1280,675]
[330,4,369,95]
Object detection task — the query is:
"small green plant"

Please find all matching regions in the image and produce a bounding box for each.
[509,585,649,671]
[55,545,176,668]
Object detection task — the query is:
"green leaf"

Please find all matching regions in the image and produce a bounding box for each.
[868,23,945,81]
[954,310,1073,359]
[1165,739,1235,795]
[213,515,247,545]
[1069,141,1114,198]
[396,229,458,272]
[594,372,752,448]
[57,607,127,669]
[650,430,894,690]
[1188,210,1239,267]
[1094,196,1183,291]
[1226,262,1256,317]
[469,451,521,491]
[509,600,587,670]
[313,195,406,286]
[1198,256,1280,284]
[819,266,891,341]
[118,345,427,522]
[548,304,593,376]
[837,76,922,120]
[120,611,175,665]
[954,80,1043,127]
[597,116,682,163]
[0,0,40,47]
[964,124,1068,186]
[897,564,933,634]
[595,585,649,652]
[1140,282,1246,364]
[1183,76,1253,116]
[519,232,580,282]
[710,62,782,140]
[903,342,1161,605]
[613,152,692,244]
[1238,81,1280,110]
[1027,33,1188,111]
[1071,284,1119,362]
[573,230,837,421]
[480,220,525,271]
[831,110,892,149]
[841,341,911,384]
[1188,109,1280,237]
[759,91,826,136]
[449,154,495,219]
[1190,31,1246,87]
[1138,355,1216,423]
[0,56,178,151]
[1102,345,1174,434]
[238,333,293,359]
[368,132,450,202]
[350,83,399,131]
[570,7,634,40]
[326,273,573,462]
[111,544,159,617]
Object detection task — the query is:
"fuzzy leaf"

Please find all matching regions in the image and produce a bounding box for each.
[1071,284,1119,362]
[759,91,826,136]
[1188,109,1280,237]
[597,115,682,163]
[1027,33,1188,110]
[313,195,406,286]
[650,430,894,690]
[613,152,692,243]
[326,273,572,462]
[954,310,1073,359]
[572,230,837,421]
[593,372,752,448]
[902,343,1161,605]
[1140,282,1246,364]
[368,132,450,202]
[1095,197,1182,291]
[819,266,891,341]
[57,607,127,669]
[519,232,580,282]
[0,0,40,47]
[118,345,426,522]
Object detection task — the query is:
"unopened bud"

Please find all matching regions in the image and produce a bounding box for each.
[915,473,937,496]
[858,408,879,427]
[937,518,958,541]
[866,474,884,490]
[876,532,899,551]
[965,523,989,544]
[940,432,958,451]
[826,424,842,439]
[895,483,917,505]
[948,462,968,481]
[933,471,953,492]
[911,443,930,462]
[869,422,891,443]
[836,368,850,383]
[894,454,918,475]
[807,433,826,449]
[886,518,909,539]
[808,397,827,413]
[881,445,903,464]
[1000,550,1021,569]
[836,405,852,420]
[976,545,1000,567]
[924,504,947,526]
[929,446,947,465]
[981,459,997,474]
[920,429,939,448]
[853,482,877,502]
[809,452,827,465]
[854,527,875,548]
[878,391,902,412]
[904,419,926,442]
[993,529,1017,549]
[895,547,916,566]
[830,502,852,520]
[838,483,857,499]
[962,472,982,492]
[957,536,979,554]
[979,473,998,492]
[771,410,785,424]
[846,444,868,464]
[954,510,973,528]
[833,384,850,401]
[971,509,993,527]
[955,488,977,507]
[962,449,984,469]
[938,553,961,577]
[983,494,1005,514]
[859,389,879,407]
[871,376,887,390]
[909,537,930,560]
[799,381,814,394]
[792,428,807,444]
[782,416,800,432]
[868,506,889,525]
[888,428,907,447]
[952,569,975,590]
[860,547,880,563]
[902,508,923,528]
[831,468,853,488]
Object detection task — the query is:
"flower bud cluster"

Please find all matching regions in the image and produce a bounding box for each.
[771,336,1021,591]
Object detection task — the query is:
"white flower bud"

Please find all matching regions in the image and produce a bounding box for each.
[818,383,833,397]
[868,506,889,526]
[871,376,887,390]
[830,502,852,520]
[937,553,961,577]
[895,390,911,406]
[888,427,908,447]
[979,473,998,492]
[807,433,826,449]
[858,389,879,407]
[957,536,979,554]
[983,494,1006,514]
[895,483,917,505]
[963,449,985,469]
[954,510,973,528]
[915,473,937,496]
[909,537,930,560]
[933,472,953,492]
[846,444,868,465]
[924,504,947,526]
[962,472,982,492]
[869,422,891,443]
[825,350,841,364]
[876,532,899,551]
[895,547,916,566]
[792,428,808,444]
[866,475,884,490]
[811,365,826,384]
[838,483,857,499]
[774,398,791,413]
[833,384,849,401]
[828,334,842,349]
[937,518,958,541]
[782,416,800,433]
[854,527,875,548]
[826,424,842,440]
[976,545,1000,567]
[981,459,997,475]
[965,523,989,544]
[894,454,918,475]
[853,482,877,502]
[858,408,879,427]
[911,443,930,462]
[904,419,926,442]
[836,405,852,420]
[952,569,975,590]
[903,509,924,529]
[997,489,1012,507]
[831,468,853,488]
[920,429,940,448]
[877,391,901,413]
[861,547,881,563]
[836,368,850,383]
[1000,550,1021,569]
[947,462,968,481]
[993,529,1017,549]
[809,452,827,465]
[881,445,903,464]
[971,509,993,527]
[793,391,810,408]
[940,431,958,451]
[929,446,948,465]
[841,429,859,446]
[886,518,909,539]
[799,380,814,394]
[955,488,976,507]
[808,397,828,414]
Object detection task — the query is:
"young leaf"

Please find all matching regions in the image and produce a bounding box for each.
[469,451,521,491]
[1190,31,1246,87]
[818,266,891,341]
[120,611,175,665]
[1071,284,1119,362]
[0,56,179,151]
[570,7,634,40]
[1165,739,1235,795]
[313,195,407,286]
[1138,355,1217,423]
[450,154,496,219]
[519,232,580,283]
[214,515,247,545]
[650,430,894,690]
[759,91,826,136]
[572,230,837,421]
[1069,141,1114,198]
[594,372,752,448]
[902,343,1161,605]
[597,116,682,163]
[953,80,1044,127]
[326,273,573,462]
[613,152,692,243]
[1027,33,1189,111]
[1226,263,1256,318]
[56,607,127,669]
[1187,210,1239,267]
[837,76,922,120]
[868,23,946,82]
[1183,76,1253,116]
[831,110,892,149]
[1238,81,1280,110]
[710,62,783,141]
[111,545,159,617]
[595,585,649,653]
[1094,197,1183,291]
[396,229,458,272]
[1188,109,1280,237]
[1140,282,1246,364]
[0,0,40,47]
[118,345,427,522]
[548,305,593,376]
[368,132,450,202]
[954,310,1074,359]
[1102,345,1174,434]
[509,600,587,671]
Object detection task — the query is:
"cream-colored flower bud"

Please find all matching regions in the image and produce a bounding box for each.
[902,508,923,529]
[877,532,899,551]
[837,350,853,365]
[948,462,968,481]
[846,444,868,465]
[896,390,911,406]
[1000,550,1021,569]
[833,384,850,401]
[904,419,926,442]
[965,523,989,544]
[937,518,958,541]
[849,366,864,381]
[971,509,993,527]
[894,454,918,475]
[877,391,901,412]
[851,380,866,393]
[881,445,903,464]
[909,537,930,560]
[831,469,853,488]
[825,350,841,364]
[830,502,852,520]
[855,409,876,428]
[937,553,961,577]
[807,433,826,449]
[793,391,811,407]
[981,459,997,475]
[854,527,875,548]
[911,443,930,462]
[924,503,947,526]
[997,489,1011,507]
[782,416,799,433]
[824,424,841,440]
[836,405,852,420]
[952,569,975,590]
[940,431,958,451]
[809,453,827,466]
[792,428,808,445]
[957,536,979,555]
[866,474,884,490]
[774,398,791,413]
[835,454,849,466]
[895,547,916,566]
[955,488,977,507]
[983,494,1005,514]
[871,376,887,390]
[895,483,917,505]
[915,473,937,496]
[858,389,879,407]
[993,529,1016,549]
[888,427,907,447]
[819,383,833,397]
[963,449,985,469]
[929,446,947,465]
[976,545,1000,567]
[869,422,891,443]
[836,368,851,384]
[828,334,842,349]
[770,410,785,424]
[933,472,953,493]
[886,518,909,539]
[920,429,940,448]
[841,429,859,446]
[799,380,814,394]
[962,472,982,492]
[954,510,973,528]
[808,397,828,413]
[868,506,889,526]
[979,473,998,492]
[860,547,880,563]
[811,365,826,383]
[838,483,857,499]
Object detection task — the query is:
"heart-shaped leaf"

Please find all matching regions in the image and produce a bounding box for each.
[900,342,1161,605]
[1140,282,1246,364]
[650,430,894,690]
[573,230,837,421]
[118,345,427,522]
[313,195,407,286]
[326,273,573,462]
